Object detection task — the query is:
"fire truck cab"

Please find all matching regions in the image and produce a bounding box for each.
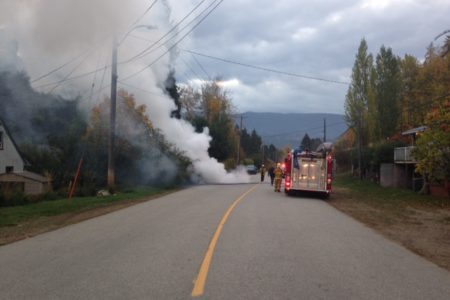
[284,143,334,197]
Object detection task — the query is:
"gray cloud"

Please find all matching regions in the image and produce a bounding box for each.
[1,0,449,116]
[177,0,449,114]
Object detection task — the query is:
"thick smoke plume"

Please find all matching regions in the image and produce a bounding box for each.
[0,0,249,184]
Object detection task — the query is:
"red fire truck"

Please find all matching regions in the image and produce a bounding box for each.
[284,143,334,197]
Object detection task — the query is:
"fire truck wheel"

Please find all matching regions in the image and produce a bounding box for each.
[321,192,330,200]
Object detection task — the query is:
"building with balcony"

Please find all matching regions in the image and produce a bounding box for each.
[380,126,426,191]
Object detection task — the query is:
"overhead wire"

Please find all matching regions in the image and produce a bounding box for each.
[121,0,225,81]
[260,121,348,138]
[128,0,159,29]
[30,48,93,83]
[47,49,94,93]
[87,50,105,103]
[184,49,350,85]
[32,1,160,90]
[180,56,203,80]
[191,53,212,80]
[118,80,166,98]
[121,0,209,64]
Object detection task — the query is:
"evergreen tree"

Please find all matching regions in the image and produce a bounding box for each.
[300,133,312,150]
[399,55,420,128]
[344,38,373,178]
[375,46,402,138]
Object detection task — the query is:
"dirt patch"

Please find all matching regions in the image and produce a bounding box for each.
[0,191,175,246]
[329,187,450,271]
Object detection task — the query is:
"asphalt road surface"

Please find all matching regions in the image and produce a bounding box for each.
[1,177,450,299]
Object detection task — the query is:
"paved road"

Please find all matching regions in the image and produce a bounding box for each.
[1,179,450,299]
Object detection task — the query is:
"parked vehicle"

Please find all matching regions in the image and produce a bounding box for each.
[246,165,258,175]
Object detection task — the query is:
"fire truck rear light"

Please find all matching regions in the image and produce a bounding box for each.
[327,178,332,184]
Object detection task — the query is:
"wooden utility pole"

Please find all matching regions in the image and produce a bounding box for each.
[236,115,243,165]
[107,35,118,190]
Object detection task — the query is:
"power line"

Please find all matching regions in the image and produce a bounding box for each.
[261,121,348,138]
[30,2,159,88]
[48,49,93,93]
[128,0,159,29]
[118,81,167,98]
[34,66,109,89]
[122,0,209,64]
[122,0,224,81]
[30,48,93,83]
[191,53,212,80]
[180,56,203,80]
[184,49,350,85]
[123,0,220,64]
[31,0,213,89]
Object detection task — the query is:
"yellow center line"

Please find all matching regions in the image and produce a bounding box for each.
[191,184,259,297]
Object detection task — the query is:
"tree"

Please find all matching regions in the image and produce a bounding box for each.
[399,54,421,129]
[375,45,402,138]
[300,133,311,150]
[344,38,373,178]
[413,100,450,192]
[165,70,181,119]
[83,89,191,189]
[179,85,201,121]
[200,80,238,162]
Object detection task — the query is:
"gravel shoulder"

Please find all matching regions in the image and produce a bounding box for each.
[329,186,450,272]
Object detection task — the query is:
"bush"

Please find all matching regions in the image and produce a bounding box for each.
[0,190,29,207]
[224,158,237,171]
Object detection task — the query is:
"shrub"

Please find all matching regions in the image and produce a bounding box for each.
[0,190,28,207]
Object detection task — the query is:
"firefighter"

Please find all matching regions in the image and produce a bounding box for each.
[260,164,266,182]
[274,163,283,192]
[268,165,275,185]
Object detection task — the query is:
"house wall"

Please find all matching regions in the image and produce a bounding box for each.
[380,163,422,191]
[0,124,24,173]
[24,181,47,195]
[0,173,46,195]
[380,163,394,187]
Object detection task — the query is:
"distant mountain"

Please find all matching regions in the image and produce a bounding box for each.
[236,112,347,148]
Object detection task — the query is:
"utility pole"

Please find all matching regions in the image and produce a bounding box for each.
[358,112,363,180]
[261,144,265,163]
[107,35,118,190]
[236,115,243,165]
[323,118,327,142]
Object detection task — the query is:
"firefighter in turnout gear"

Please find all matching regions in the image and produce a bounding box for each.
[260,164,266,182]
[274,163,283,192]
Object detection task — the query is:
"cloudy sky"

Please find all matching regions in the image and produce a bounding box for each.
[176,0,450,114]
[1,0,449,115]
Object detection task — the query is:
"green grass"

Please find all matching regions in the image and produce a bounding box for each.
[334,173,449,209]
[0,187,170,228]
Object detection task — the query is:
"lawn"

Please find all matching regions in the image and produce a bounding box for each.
[0,187,177,245]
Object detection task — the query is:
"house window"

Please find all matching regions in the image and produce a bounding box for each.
[5,166,13,173]
[0,131,3,150]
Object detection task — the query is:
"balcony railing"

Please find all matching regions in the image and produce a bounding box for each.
[394,146,417,163]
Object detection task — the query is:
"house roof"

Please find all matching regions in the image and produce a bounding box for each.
[0,171,50,183]
[0,117,26,165]
[402,126,427,136]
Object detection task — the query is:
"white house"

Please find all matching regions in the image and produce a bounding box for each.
[0,119,24,173]
[0,119,50,195]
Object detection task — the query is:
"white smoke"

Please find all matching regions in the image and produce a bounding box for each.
[0,0,250,184]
